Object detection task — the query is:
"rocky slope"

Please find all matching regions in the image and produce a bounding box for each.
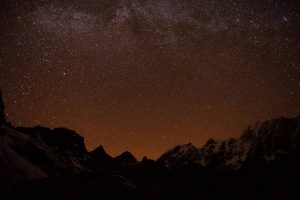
[1,91,300,199]
[0,125,102,189]
[158,115,300,170]
[0,92,144,191]
[0,126,47,190]
[0,90,6,125]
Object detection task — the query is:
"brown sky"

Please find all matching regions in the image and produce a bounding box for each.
[1,0,300,159]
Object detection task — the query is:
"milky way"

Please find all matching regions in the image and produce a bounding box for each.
[1,0,300,159]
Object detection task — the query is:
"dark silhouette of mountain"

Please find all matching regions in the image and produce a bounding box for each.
[157,143,201,168]
[90,145,111,159]
[0,91,299,199]
[0,125,101,190]
[0,90,6,125]
[158,116,300,172]
[115,151,138,166]
[89,145,119,169]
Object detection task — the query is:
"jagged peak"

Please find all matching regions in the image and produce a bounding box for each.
[90,145,112,158]
[178,143,198,152]
[157,142,201,166]
[204,138,217,146]
[158,115,300,169]
[142,156,149,162]
[115,151,137,163]
[164,143,198,154]
[16,126,87,154]
[92,145,106,153]
[241,115,300,141]
[0,90,7,125]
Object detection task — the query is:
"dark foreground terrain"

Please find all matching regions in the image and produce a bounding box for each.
[1,161,300,200]
[0,93,300,199]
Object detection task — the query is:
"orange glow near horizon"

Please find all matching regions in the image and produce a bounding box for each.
[1,0,299,159]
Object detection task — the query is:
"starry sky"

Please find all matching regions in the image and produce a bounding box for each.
[0,0,300,159]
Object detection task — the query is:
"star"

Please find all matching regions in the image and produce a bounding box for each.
[0,0,299,159]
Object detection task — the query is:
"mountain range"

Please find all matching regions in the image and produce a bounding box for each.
[0,92,299,199]
[158,115,300,170]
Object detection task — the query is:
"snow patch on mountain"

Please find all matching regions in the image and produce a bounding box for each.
[158,115,300,170]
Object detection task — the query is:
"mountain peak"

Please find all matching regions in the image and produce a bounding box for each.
[0,90,6,125]
[91,145,106,155]
[115,151,137,164]
[90,145,112,160]
[175,143,198,155]
[158,115,300,170]
[157,143,201,168]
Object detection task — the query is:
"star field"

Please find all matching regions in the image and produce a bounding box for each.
[0,0,300,159]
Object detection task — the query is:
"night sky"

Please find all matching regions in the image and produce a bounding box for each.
[0,0,299,159]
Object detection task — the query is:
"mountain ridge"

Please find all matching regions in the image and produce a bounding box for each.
[1,92,300,199]
[158,115,300,170]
